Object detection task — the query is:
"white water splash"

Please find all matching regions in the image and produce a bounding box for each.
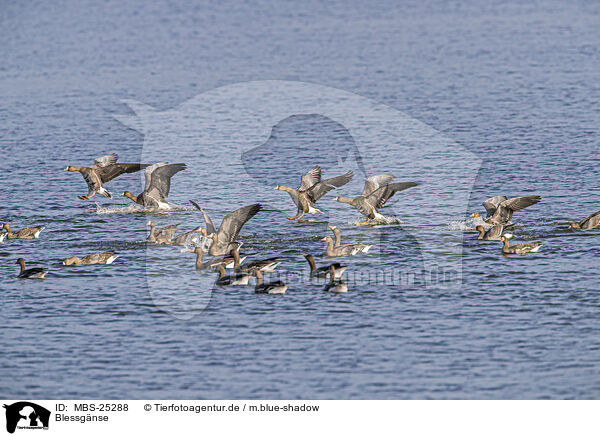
[349,215,404,226]
[91,202,191,214]
[447,216,491,231]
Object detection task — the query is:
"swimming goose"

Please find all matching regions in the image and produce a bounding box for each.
[329,225,342,247]
[231,247,280,273]
[328,225,370,253]
[320,235,371,257]
[120,162,186,208]
[568,210,600,229]
[474,224,508,241]
[15,258,48,279]
[274,165,354,220]
[303,254,346,279]
[63,251,119,265]
[190,203,261,256]
[146,221,179,244]
[215,264,251,286]
[501,235,542,255]
[471,195,541,225]
[253,270,287,294]
[323,265,348,293]
[333,174,420,224]
[192,247,239,270]
[2,223,45,239]
[64,153,149,200]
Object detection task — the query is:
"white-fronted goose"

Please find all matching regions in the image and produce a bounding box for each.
[333,174,420,224]
[232,247,280,273]
[568,210,600,229]
[471,195,541,225]
[328,225,371,253]
[192,247,240,270]
[120,162,186,208]
[64,154,149,200]
[274,165,354,220]
[16,258,48,279]
[323,265,348,293]
[320,235,371,257]
[190,203,261,256]
[146,221,178,245]
[254,270,287,294]
[303,254,346,279]
[215,264,251,286]
[2,223,45,239]
[474,224,508,241]
[63,251,119,265]
[501,235,542,255]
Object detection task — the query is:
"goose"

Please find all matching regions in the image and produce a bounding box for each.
[171,227,203,246]
[192,246,240,270]
[15,258,48,279]
[232,247,280,273]
[190,202,262,256]
[501,235,542,255]
[323,265,348,293]
[120,162,186,208]
[2,223,45,239]
[327,225,370,253]
[321,235,371,257]
[568,210,600,229]
[333,174,420,224]
[471,195,541,225]
[64,153,149,200]
[63,251,119,265]
[474,225,510,241]
[274,165,354,220]
[303,254,346,279]
[146,221,178,245]
[253,270,287,294]
[215,264,251,286]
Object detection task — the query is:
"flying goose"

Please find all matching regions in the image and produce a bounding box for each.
[253,270,287,294]
[333,174,420,224]
[120,162,186,208]
[303,254,346,279]
[63,251,119,265]
[323,265,348,293]
[64,154,149,200]
[215,264,251,286]
[146,221,179,245]
[320,235,371,257]
[568,210,600,229]
[474,224,509,241]
[501,235,542,255]
[274,165,354,220]
[16,258,48,279]
[471,195,541,225]
[190,202,262,256]
[2,223,45,239]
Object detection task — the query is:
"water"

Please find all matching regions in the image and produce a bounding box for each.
[2,0,600,399]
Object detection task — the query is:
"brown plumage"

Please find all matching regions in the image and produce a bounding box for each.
[2,223,45,239]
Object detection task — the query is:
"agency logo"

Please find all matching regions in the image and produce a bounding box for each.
[3,402,50,434]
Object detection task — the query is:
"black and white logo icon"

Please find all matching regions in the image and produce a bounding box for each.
[3,402,50,434]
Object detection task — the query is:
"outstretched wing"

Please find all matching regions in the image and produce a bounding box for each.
[499,196,541,212]
[483,196,507,218]
[361,174,396,196]
[299,165,321,190]
[189,200,218,235]
[580,210,600,227]
[92,154,119,168]
[216,203,262,244]
[365,182,421,208]
[145,163,186,198]
[156,224,179,241]
[98,163,149,183]
[306,171,354,202]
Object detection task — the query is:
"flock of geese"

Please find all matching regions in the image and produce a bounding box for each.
[5,153,600,292]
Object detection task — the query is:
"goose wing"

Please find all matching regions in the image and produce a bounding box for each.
[482,196,507,218]
[156,224,179,241]
[216,204,262,245]
[144,163,186,199]
[189,200,218,235]
[361,174,396,196]
[98,163,149,184]
[306,171,354,202]
[580,210,600,228]
[298,165,321,190]
[91,154,119,168]
[364,182,420,208]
